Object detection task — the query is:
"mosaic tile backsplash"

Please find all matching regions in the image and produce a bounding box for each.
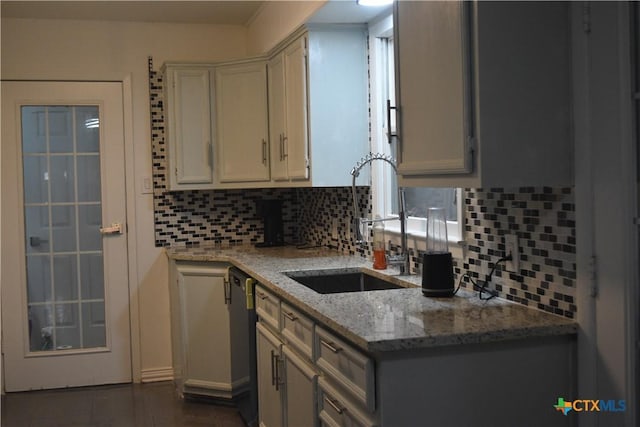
[149,58,576,319]
[462,188,576,318]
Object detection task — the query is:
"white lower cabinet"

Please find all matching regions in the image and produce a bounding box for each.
[282,345,318,427]
[256,286,320,427]
[256,323,284,427]
[318,377,374,427]
[315,327,375,413]
[169,261,249,398]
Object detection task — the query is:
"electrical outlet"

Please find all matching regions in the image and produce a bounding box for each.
[505,234,520,273]
[331,218,339,240]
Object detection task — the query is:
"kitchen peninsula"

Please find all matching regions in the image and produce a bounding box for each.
[166,245,576,427]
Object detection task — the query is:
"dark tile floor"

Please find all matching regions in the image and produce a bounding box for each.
[1,381,247,427]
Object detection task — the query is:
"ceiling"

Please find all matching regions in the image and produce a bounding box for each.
[0,1,266,25]
[0,0,391,26]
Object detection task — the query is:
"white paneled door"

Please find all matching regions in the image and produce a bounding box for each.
[1,81,131,391]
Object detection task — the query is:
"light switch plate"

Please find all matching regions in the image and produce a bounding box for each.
[141,176,153,194]
[331,218,339,240]
[505,234,520,273]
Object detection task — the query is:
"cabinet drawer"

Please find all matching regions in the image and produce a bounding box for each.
[316,327,375,412]
[281,302,314,360]
[318,377,375,427]
[255,285,280,331]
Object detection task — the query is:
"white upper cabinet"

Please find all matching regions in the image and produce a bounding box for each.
[163,26,369,190]
[215,61,270,183]
[164,65,214,190]
[269,36,310,182]
[394,1,572,188]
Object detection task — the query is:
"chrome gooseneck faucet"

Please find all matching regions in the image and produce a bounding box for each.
[350,153,411,275]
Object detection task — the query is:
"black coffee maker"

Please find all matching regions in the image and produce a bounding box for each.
[255,199,284,247]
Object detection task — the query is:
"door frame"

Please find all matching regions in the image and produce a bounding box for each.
[0,76,141,389]
[573,2,638,426]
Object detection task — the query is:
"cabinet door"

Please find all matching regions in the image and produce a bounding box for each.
[283,36,310,181]
[256,323,284,427]
[166,68,214,189]
[268,53,288,181]
[175,263,246,398]
[215,62,270,183]
[283,345,318,427]
[394,0,473,176]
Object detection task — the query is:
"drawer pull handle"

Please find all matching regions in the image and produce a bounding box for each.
[257,291,269,301]
[320,339,342,353]
[283,311,298,322]
[324,396,345,415]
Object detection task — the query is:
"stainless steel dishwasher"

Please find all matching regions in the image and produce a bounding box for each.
[229,267,258,427]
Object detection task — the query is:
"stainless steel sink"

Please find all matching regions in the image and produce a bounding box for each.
[285,269,405,294]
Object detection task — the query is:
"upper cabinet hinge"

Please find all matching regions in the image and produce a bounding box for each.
[588,255,598,297]
[467,136,476,154]
[582,2,591,34]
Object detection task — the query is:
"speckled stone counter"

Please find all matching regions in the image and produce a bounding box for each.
[166,245,577,354]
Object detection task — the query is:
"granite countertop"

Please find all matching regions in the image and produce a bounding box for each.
[166,245,577,354]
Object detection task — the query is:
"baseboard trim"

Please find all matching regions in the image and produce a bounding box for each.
[140,367,174,383]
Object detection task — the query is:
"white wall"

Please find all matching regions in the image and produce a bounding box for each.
[1,17,247,381]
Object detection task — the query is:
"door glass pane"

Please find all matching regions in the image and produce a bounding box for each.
[21,105,106,353]
[49,155,75,203]
[76,155,101,202]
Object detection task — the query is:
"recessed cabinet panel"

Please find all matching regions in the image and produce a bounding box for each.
[165,67,214,190]
[256,323,284,427]
[268,53,288,182]
[255,285,280,332]
[215,62,270,183]
[268,35,310,183]
[395,1,472,176]
[282,345,318,427]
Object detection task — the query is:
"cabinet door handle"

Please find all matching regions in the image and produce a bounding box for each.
[270,351,283,391]
[324,396,345,415]
[262,139,267,165]
[270,350,276,387]
[386,99,398,144]
[283,311,297,322]
[279,133,284,161]
[223,279,232,305]
[282,135,288,158]
[320,339,342,353]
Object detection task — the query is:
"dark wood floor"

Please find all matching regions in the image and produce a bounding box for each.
[1,381,247,427]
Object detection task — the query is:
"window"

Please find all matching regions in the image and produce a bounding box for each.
[369,14,463,245]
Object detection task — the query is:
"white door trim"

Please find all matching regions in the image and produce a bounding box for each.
[121,74,142,384]
[0,76,142,388]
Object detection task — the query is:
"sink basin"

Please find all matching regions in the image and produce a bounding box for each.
[285,269,405,294]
